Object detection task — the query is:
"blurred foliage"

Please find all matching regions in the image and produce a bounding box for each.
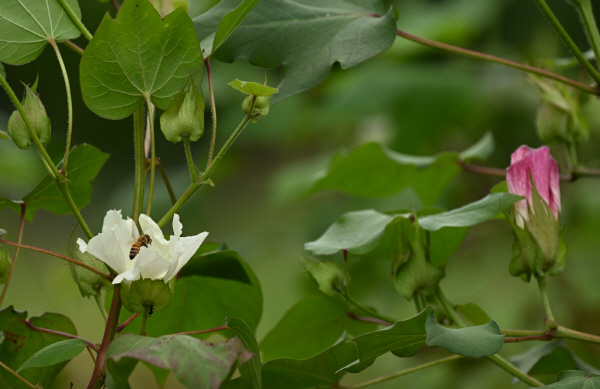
[2,0,600,388]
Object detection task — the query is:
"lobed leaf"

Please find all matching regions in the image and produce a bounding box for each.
[0,0,81,65]
[17,338,87,372]
[425,312,505,358]
[80,0,203,120]
[194,0,397,103]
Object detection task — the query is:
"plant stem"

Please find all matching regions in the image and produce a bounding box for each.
[95,292,108,322]
[555,325,600,344]
[458,160,507,177]
[183,135,198,182]
[132,103,146,226]
[342,292,397,324]
[532,0,600,83]
[338,355,463,389]
[156,160,177,206]
[0,362,36,389]
[62,40,84,56]
[0,238,112,281]
[140,305,150,335]
[536,275,556,327]
[0,72,93,239]
[145,101,156,216]
[117,313,139,332]
[175,325,230,336]
[24,320,99,352]
[346,312,392,326]
[87,284,122,389]
[0,202,25,306]
[435,288,466,327]
[501,329,548,337]
[57,0,93,41]
[577,0,600,73]
[157,109,255,228]
[396,29,600,95]
[205,57,217,168]
[49,40,74,176]
[110,0,120,10]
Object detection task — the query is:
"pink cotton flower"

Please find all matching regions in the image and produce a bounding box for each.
[506,146,561,228]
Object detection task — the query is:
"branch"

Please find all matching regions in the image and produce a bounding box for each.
[24,320,99,352]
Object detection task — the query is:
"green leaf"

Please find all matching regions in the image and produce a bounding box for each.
[0,62,5,78]
[203,0,260,57]
[178,248,252,284]
[0,130,10,140]
[262,338,358,389]
[260,294,376,361]
[425,312,505,358]
[80,0,203,120]
[0,0,81,65]
[459,132,495,162]
[194,0,397,103]
[533,370,600,389]
[306,143,461,204]
[227,318,261,389]
[17,338,87,372]
[0,306,77,389]
[0,144,109,222]
[418,193,523,231]
[105,334,251,389]
[455,303,492,326]
[304,209,394,256]
[228,79,278,97]
[343,307,433,373]
[143,255,262,337]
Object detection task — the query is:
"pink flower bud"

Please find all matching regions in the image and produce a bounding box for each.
[506,146,560,228]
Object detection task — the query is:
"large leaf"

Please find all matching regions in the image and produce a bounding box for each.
[0,0,81,65]
[343,307,433,373]
[17,338,87,372]
[105,334,251,389]
[0,306,77,389]
[261,338,357,389]
[178,248,252,284]
[202,0,260,57]
[260,293,376,361]
[425,312,505,358]
[306,142,461,204]
[227,318,261,389]
[0,144,109,222]
[80,0,203,120]
[194,0,397,102]
[142,253,262,337]
[533,370,600,389]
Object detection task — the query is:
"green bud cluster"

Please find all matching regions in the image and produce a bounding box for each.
[303,259,345,296]
[121,278,176,314]
[242,95,271,123]
[160,82,204,143]
[69,250,113,298]
[8,84,51,150]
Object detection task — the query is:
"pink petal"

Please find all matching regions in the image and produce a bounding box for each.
[510,145,535,165]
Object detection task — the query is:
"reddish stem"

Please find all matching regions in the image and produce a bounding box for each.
[117,313,139,332]
[0,202,26,306]
[347,312,392,326]
[175,325,229,336]
[24,320,99,352]
[110,0,120,10]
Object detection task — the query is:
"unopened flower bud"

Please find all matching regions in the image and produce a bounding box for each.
[160,83,204,143]
[242,95,270,123]
[69,251,113,298]
[0,246,10,284]
[505,145,566,281]
[7,84,51,150]
[302,259,345,296]
[121,277,176,314]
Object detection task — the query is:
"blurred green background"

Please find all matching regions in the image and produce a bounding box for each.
[2,0,600,387]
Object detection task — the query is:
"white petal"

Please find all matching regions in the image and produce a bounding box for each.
[112,262,141,284]
[102,210,123,233]
[139,214,170,259]
[115,217,139,259]
[86,230,127,274]
[77,238,88,253]
[164,232,208,281]
[172,214,182,240]
[138,249,171,280]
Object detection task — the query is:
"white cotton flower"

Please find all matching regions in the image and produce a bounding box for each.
[78,210,208,285]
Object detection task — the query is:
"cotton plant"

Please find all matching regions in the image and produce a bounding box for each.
[77,210,208,314]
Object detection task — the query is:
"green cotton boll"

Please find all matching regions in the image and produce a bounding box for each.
[7,84,51,150]
[121,277,176,314]
[68,251,113,298]
[242,95,271,123]
[302,259,345,296]
[0,246,10,284]
[160,83,204,143]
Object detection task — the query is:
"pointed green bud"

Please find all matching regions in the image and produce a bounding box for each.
[302,258,345,296]
[120,278,176,314]
[242,95,271,123]
[0,246,10,284]
[68,251,113,298]
[7,84,51,150]
[160,82,204,143]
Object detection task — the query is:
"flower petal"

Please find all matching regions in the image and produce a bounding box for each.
[172,214,182,240]
[138,248,171,280]
[86,229,128,274]
[164,231,208,281]
[77,238,88,253]
[510,145,535,165]
[139,214,170,259]
[507,160,531,228]
[112,258,141,284]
